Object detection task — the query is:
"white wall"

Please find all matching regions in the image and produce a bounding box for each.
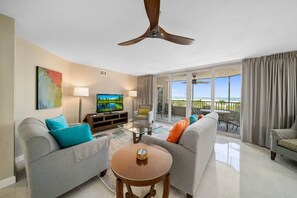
[0,14,15,187]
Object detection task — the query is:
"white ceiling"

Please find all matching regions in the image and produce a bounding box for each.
[1,0,297,76]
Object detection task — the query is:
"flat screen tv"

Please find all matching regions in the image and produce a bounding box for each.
[96,94,124,113]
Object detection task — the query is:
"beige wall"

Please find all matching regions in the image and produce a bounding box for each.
[68,62,137,123]
[0,14,15,183]
[14,37,71,157]
[14,37,137,157]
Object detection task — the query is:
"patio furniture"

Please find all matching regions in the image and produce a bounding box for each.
[226,111,240,132]
[270,116,297,161]
[226,120,240,132]
[200,109,230,124]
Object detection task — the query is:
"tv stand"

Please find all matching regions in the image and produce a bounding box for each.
[85,112,128,134]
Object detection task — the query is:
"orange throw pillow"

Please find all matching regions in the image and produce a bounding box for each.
[166,118,190,143]
[198,114,204,120]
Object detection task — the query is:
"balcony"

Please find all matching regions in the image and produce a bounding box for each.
[156,100,240,134]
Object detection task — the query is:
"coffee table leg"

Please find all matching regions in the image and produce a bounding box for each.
[163,173,170,198]
[116,178,124,198]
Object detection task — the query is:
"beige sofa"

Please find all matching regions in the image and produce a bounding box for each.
[141,112,218,198]
[18,118,110,198]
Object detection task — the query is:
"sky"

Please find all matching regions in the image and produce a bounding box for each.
[171,75,241,100]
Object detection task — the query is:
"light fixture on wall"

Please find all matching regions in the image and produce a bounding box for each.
[128,90,137,121]
[73,87,89,123]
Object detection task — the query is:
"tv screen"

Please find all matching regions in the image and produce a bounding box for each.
[96,94,124,113]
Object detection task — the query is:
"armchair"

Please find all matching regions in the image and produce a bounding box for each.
[18,118,109,198]
[270,116,297,161]
[134,104,154,123]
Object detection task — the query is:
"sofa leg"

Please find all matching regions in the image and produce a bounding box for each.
[271,151,276,160]
[186,194,193,198]
[99,169,107,177]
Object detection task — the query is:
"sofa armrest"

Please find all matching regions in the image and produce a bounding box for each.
[73,136,110,162]
[270,129,297,152]
[291,117,297,130]
[271,129,297,139]
[141,134,164,146]
[148,111,154,123]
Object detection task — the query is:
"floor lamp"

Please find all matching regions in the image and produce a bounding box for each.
[73,87,89,123]
[128,91,137,121]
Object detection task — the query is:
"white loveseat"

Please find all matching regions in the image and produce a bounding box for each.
[141,112,218,198]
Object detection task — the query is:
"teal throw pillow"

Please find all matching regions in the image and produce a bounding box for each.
[45,115,69,131]
[49,124,94,148]
[189,114,198,125]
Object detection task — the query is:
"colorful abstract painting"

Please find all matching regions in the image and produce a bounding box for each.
[36,66,62,109]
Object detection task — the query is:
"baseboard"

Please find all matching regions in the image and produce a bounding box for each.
[0,176,16,189]
[15,155,24,164]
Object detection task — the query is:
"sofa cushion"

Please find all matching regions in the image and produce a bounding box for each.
[45,115,69,131]
[139,108,150,115]
[136,114,147,120]
[278,139,297,152]
[167,118,190,143]
[49,124,93,148]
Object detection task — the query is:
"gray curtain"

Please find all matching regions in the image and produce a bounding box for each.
[241,51,297,148]
[137,75,153,105]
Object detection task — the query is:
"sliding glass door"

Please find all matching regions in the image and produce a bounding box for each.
[191,70,212,115]
[171,74,187,123]
[154,65,241,136]
[156,76,170,122]
[214,66,241,135]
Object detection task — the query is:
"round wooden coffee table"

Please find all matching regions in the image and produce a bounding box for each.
[111,143,173,198]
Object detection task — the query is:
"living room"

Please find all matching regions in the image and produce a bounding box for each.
[1,1,297,198]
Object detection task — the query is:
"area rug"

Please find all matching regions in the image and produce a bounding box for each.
[97,126,170,193]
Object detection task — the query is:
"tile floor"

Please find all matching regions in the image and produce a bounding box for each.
[1,134,297,198]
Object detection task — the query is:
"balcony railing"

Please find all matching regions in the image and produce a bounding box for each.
[171,100,240,112]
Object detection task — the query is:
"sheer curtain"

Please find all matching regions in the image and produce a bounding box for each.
[137,75,153,105]
[241,51,297,147]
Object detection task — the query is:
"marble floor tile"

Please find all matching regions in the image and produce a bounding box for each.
[1,134,297,198]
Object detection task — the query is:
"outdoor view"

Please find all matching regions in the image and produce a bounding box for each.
[171,76,240,110]
[156,66,241,134]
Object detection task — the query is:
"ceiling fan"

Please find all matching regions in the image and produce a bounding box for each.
[118,0,195,46]
[191,75,210,84]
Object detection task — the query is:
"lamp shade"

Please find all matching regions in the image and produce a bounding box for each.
[73,87,89,97]
[128,90,137,97]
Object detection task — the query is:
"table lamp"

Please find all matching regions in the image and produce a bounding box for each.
[74,87,89,122]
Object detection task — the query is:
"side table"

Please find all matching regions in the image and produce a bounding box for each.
[111,143,173,198]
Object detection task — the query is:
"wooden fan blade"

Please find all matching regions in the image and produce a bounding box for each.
[159,27,194,45]
[118,29,150,46]
[144,0,160,30]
